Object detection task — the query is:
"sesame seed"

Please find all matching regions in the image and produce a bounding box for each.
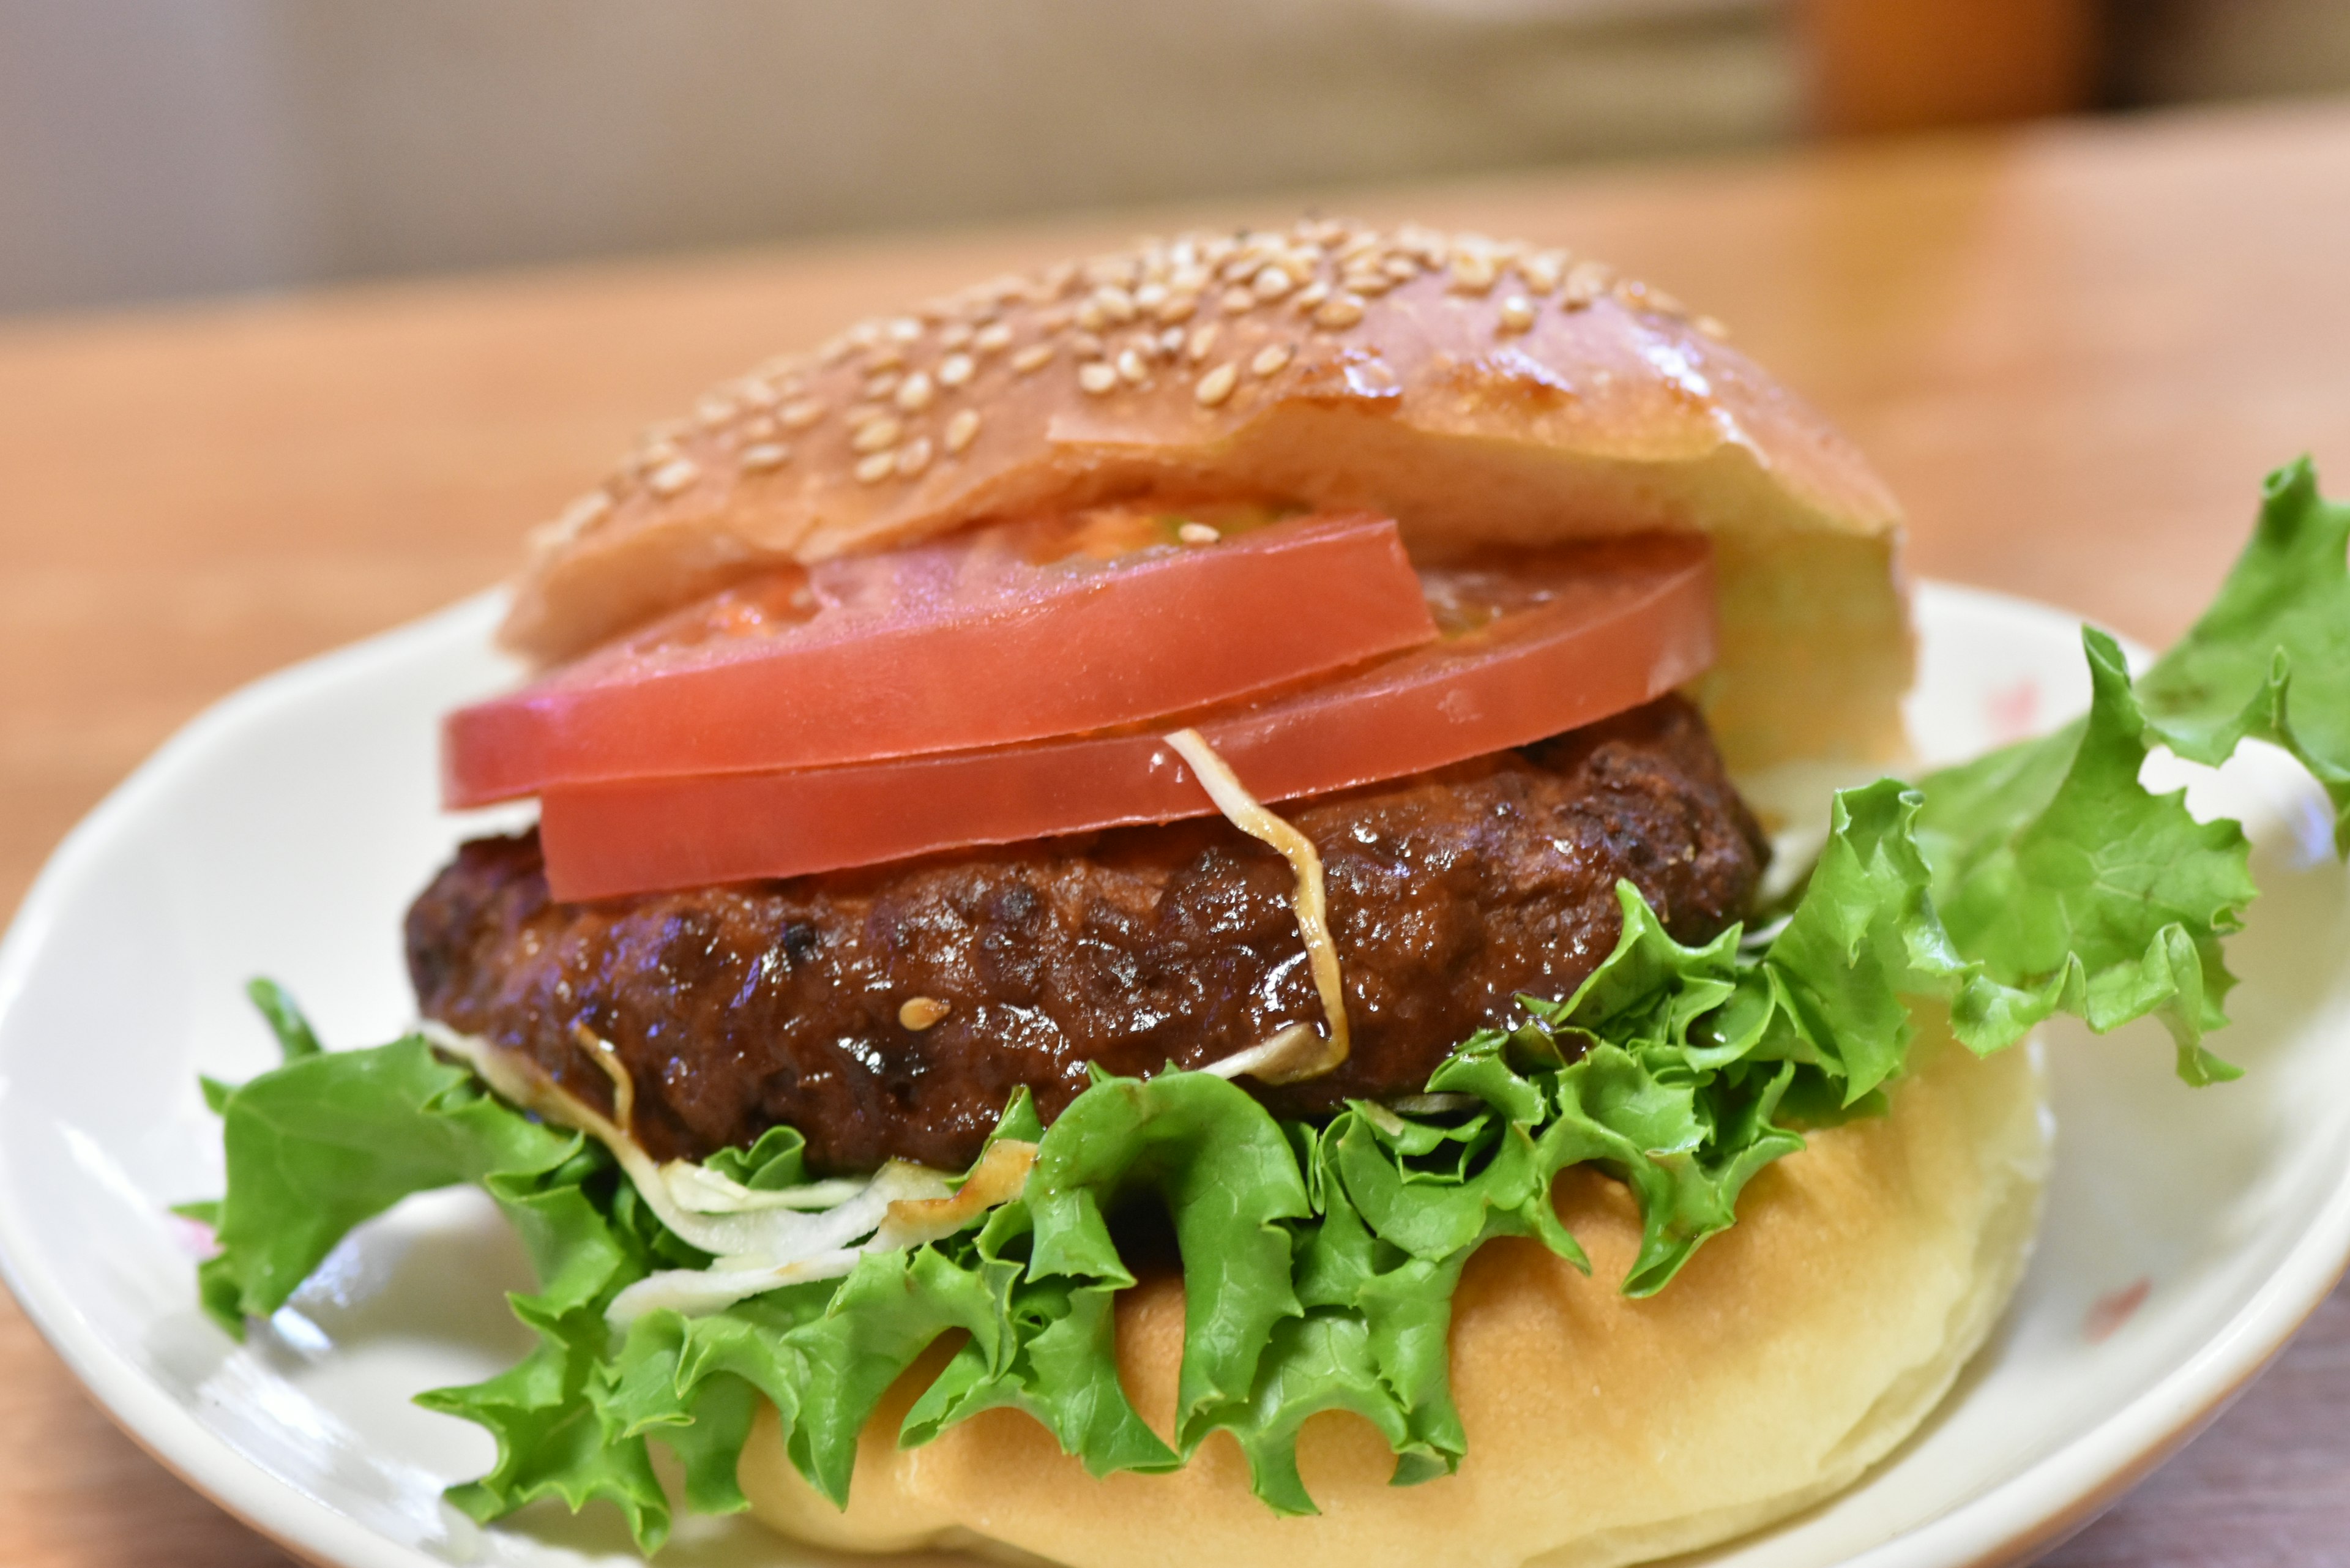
[936,353,975,388]
[974,322,1014,354]
[1449,253,1498,294]
[1694,315,1731,340]
[1134,282,1169,312]
[1518,250,1567,294]
[1093,285,1138,324]
[1194,362,1238,406]
[696,397,736,428]
[1342,270,1392,297]
[1170,265,1212,293]
[779,399,826,430]
[939,321,974,350]
[740,443,790,472]
[1250,343,1292,377]
[1616,280,1687,317]
[1158,326,1186,355]
[898,996,951,1031]
[895,372,935,412]
[1187,324,1220,362]
[844,403,889,430]
[1562,260,1614,308]
[1292,280,1330,313]
[1075,299,1109,333]
[1219,286,1256,315]
[1177,521,1220,546]
[851,417,902,454]
[740,415,778,441]
[1315,293,1366,329]
[543,491,611,543]
[944,408,981,453]
[1155,291,1198,324]
[864,370,901,400]
[886,316,923,343]
[1070,331,1106,360]
[1116,348,1149,385]
[739,380,778,410]
[1382,255,1420,281]
[1078,362,1117,395]
[1252,264,1295,301]
[1086,255,1138,290]
[1498,294,1535,333]
[1011,343,1054,374]
[646,458,700,497]
[865,345,907,373]
[855,451,895,484]
[1398,225,1446,263]
[896,437,933,477]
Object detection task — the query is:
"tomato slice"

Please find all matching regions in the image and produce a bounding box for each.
[537,536,1715,901]
[444,510,1436,807]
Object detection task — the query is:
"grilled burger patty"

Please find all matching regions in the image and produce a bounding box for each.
[406,696,1766,1173]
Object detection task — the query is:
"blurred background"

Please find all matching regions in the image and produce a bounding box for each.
[4,0,2350,319]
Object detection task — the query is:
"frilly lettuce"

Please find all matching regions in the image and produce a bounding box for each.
[187,461,2349,1550]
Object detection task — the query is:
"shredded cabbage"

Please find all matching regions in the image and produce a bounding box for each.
[1166,726,1350,1080]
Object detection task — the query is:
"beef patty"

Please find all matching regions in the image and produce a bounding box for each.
[406,696,1766,1173]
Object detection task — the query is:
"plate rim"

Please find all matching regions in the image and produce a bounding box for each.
[0,591,506,1568]
[1,581,2346,1568]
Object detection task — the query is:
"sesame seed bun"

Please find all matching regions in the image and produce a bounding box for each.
[736,1023,2048,1568]
[502,222,1912,772]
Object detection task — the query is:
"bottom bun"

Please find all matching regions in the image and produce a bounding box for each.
[740,1020,2051,1568]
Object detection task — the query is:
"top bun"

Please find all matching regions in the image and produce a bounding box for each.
[504,221,1911,772]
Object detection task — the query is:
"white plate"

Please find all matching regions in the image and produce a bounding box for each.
[1,584,2346,1568]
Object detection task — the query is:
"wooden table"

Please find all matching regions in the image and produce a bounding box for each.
[4,98,2348,1568]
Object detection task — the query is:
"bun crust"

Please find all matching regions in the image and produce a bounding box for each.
[737,1024,2048,1568]
[504,224,1911,771]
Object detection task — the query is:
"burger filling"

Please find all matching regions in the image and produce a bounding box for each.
[407,695,1766,1173]
[188,459,2349,1552]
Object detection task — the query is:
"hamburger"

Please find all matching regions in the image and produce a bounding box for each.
[187,221,2350,1568]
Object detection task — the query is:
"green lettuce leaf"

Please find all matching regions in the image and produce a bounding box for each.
[195,1035,588,1331]
[2136,455,2350,836]
[1919,629,2256,1083]
[195,1017,688,1543]
[1760,780,1970,1104]
[184,459,2350,1548]
[245,977,323,1061]
[1020,1069,1312,1449]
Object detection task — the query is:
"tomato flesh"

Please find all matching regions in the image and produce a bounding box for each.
[538,536,1715,901]
[444,510,1436,807]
